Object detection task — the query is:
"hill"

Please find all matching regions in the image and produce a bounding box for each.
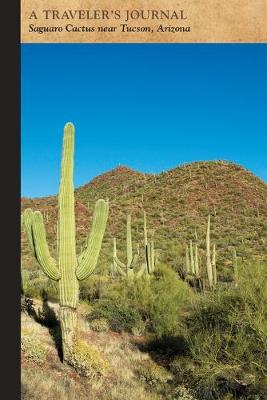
[21,298,183,400]
[21,161,267,275]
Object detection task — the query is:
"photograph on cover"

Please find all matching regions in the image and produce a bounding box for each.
[21,44,267,400]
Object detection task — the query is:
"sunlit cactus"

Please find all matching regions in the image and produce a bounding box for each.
[212,243,217,286]
[206,214,213,288]
[189,240,195,274]
[144,211,156,275]
[113,214,140,278]
[185,245,190,274]
[23,123,109,364]
[194,243,200,278]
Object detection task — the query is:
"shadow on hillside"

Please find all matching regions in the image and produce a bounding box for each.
[26,290,63,362]
[132,334,188,366]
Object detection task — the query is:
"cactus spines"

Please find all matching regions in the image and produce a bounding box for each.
[212,243,217,286]
[206,214,213,288]
[23,123,109,363]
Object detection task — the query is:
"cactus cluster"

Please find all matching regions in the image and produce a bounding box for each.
[112,211,156,279]
[23,123,109,363]
[183,214,217,290]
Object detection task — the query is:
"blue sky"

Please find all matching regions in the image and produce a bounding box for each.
[21,44,267,198]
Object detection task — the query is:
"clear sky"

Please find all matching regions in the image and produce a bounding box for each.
[21,44,267,198]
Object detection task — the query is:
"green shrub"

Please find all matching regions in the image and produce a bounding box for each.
[69,339,109,378]
[79,275,109,302]
[181,263,267,399]
[89,296,145,334]
[89,318,110,332]
[21,333,47,365]
[21,269,58,301]
[88,264,192,338]
[149,264,192,337]
[137,361,173,385]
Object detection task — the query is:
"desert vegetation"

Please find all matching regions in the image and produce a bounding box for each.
[21,123,267,399]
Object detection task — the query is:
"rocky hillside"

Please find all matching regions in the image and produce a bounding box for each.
[21,161,267,272]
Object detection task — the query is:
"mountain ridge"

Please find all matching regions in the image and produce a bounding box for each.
[21,160,267,269]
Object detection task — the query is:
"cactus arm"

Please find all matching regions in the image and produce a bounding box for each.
[115,261,127,277]
[206,214,213,288]
[23,208,36,255]
[113,255,127,270]
[76,199,109,280]
[31,211,61,281]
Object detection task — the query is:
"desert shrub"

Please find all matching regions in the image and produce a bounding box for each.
[149,264,192,337]
[170,385,197,400]
[89,296,145,334]
[137,361,173,385]
[89,318,110,332]
[79,275,109,302]
[21,269,58,301]
[180,262,267,399]
[69,339,109,378]
[88,264,192,337]
[21,334,47,365]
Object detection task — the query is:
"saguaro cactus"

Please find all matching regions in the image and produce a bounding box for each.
[23,123,109,363]
[206,214,213,288]
[189,240,195,274]
[212,243,217,285]
[113,215,139,278]
[144,211,155,274]
[194,244,200,278]
[185,245,190,274]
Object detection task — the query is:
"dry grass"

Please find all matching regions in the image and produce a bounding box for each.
[21,304,169,400]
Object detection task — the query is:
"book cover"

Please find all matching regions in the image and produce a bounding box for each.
[21,2,267,399]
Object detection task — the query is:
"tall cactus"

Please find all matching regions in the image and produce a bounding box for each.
[113,215,139,278]
[194,243,200,277]
[144,211,155,274]
[206,214,213,288]
[185,245,190,274]
[23,123,109,363]
[212,243,217,286]
[189,240,195,274]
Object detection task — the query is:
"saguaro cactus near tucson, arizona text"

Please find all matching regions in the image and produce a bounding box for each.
[23,123,109,363]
